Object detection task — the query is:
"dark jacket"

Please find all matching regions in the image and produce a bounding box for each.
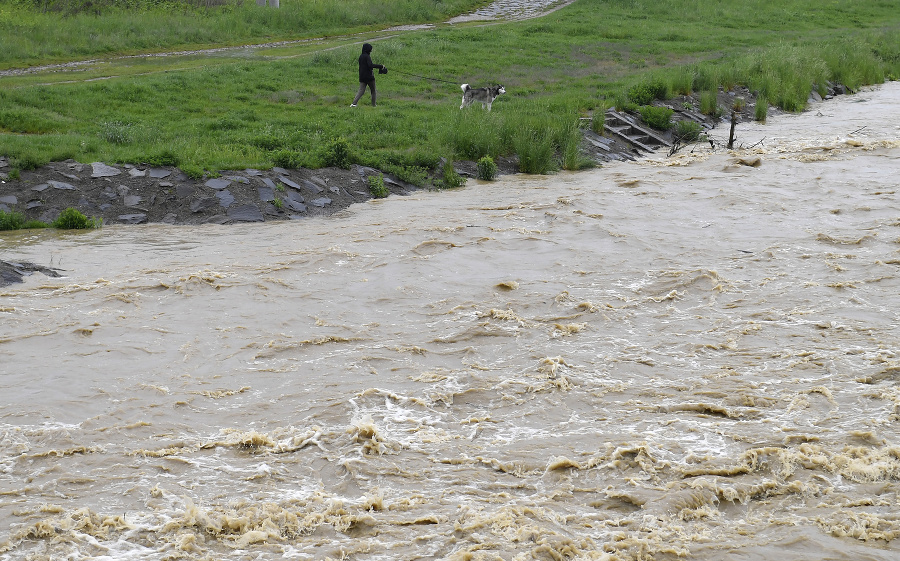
[358,43,384,83]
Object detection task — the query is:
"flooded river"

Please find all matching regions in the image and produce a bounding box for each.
[2,83,899,560]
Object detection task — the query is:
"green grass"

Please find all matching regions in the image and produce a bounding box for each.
[0,0,489,69]
[1,0,899,176]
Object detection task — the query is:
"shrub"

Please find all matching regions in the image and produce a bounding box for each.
[368,174,389,198]
[321,137,351,169]
[9,168,20,180]
[441,161,465,188]
[0,210,25,231]
[51,208,101,229]
[476,156,498,181]
[673,120,702,142]
[637,105,674,130]
[10,154,43,171]
[627,80,668,105]
[272,149,304,169]
[754,96,768,122]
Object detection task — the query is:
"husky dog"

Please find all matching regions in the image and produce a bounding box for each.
[460,84,506,111]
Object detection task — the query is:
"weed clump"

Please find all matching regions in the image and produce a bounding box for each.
[51,208,102,229]
[323,137,351,169]
[700,90,722,117]
[673,120,702,142]
[0,210,48,230]
[638,106,674,130]
[368,174,389,198]
[627,80,668,105]
[180,164,204,180]
[476,156,498,181]
[754,96,768,122]
[272,150,304,169]
[441,161,465,188]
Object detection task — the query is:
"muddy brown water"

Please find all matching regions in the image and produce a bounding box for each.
[1,83,900,560]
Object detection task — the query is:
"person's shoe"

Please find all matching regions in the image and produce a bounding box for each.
[350,104,357,107]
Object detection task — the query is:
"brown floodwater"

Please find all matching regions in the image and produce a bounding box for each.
[1,83,899,560]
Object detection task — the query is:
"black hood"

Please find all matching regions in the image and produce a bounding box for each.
[362,43,373,54]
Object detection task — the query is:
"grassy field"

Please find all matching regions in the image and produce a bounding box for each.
[0,0,489,68]
[1,0,899,179]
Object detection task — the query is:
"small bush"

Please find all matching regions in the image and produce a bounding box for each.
[476,156,498,181]
[754,96,768,122]
[627,80,668,105]
[0,210,25,231]
[272,149,304,169]
[441,161,465,188]
[368,174,389,198]
[638,105,674,130]
[272,197,284,210]
[9,168,20,180]
[51,207,101,229]
[323,137,351,169]
[10,154,43,171]
[673,120,702,142]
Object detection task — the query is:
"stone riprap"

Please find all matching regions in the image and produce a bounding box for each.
[447,0,575,23]
[0,161,419,226]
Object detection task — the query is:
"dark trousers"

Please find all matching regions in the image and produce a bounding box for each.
[353,80,377,106]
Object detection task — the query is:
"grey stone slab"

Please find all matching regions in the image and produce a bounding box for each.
[227,204,264,222]
[26,200,42,209]
[244,169,262,176]
[205,178,232,190]
[67,162,85,172]
[148,168,171,179]
[0,204,8,213]
[176,185,195,198]
[191,197,218,213]
[286,191,304,204]
[124,195,143,207]
[128,168,147,178]
[0,157,8,168]
[356,166,379,177]
[91,162,121,178]
[58,172,80,180]
[258,187,275,202]
[261,177,276,189]
[286,199,307,212]
[159,181,174,187]
[288,214,306,220]
[204,214,230,225]
[225,175,250,184]
[309,176,327,187]
[102,186,117,199]
[32,184,50,192]
[48,181,76,190]
[277,176,301,190]
[272,167,288,175]
[0,195,16,205]
[215,190,235,208]
[303,180,323,194]
[118,214,147,224]
[161,213,177,224]
[311,197,332,208]
[99,203,111,211]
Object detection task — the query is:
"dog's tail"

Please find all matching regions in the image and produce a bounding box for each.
[461,83,470,92]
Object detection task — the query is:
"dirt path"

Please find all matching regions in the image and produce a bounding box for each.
[0,0,575,79]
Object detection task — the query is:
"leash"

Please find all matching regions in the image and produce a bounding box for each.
[389,68,459,86]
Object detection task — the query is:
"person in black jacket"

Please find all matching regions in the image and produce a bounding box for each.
[351,43,386,107]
